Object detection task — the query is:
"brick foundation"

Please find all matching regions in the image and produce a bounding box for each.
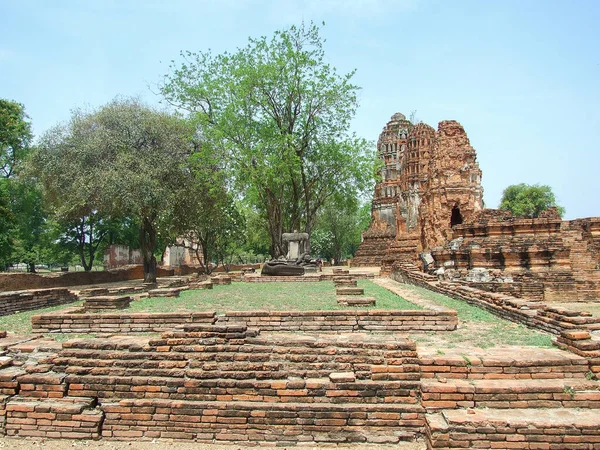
[391,263,600,335]
[33,308,457,334]
[0,288,78,317]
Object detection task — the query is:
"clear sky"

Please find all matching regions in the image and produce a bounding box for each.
[2,0,598,219]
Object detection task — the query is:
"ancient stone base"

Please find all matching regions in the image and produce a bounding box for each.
[146,288,181,298]
[336,287,365,296]
[337,296,376,307]
[83,295,132,311]
[210,276,232,285]
[189,281,213,290]
[426,408,600,450]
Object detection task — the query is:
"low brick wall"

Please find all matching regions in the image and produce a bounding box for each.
[391,263,600,335]
[33,309,457,334]
[101,399,422,443]
[244,273,375,283]
[426,408,600,449]
[0,265,177,292]
[0,288,78,317]
[218,310,457,332]
[32,309,216,334]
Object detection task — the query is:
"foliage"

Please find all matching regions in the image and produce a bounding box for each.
[0,179,14,268]
[7,179,49,272]
[499,183,565,218]
[31,97,195,281]
[176,141,246,274]
[161,22,376,257]
[0,99,32,179]
[0,99,36,270]
[239,202,270,259]
[310,199,371,264]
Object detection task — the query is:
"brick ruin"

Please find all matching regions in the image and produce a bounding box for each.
[430,210,600,301]
[354,112,600,301]
[353,112,483,270]
[0,268,599,446]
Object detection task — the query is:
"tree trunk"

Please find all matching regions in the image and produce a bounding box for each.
[140,217,157,283]
[27,262,36,273]
[266,192,285,258]
[143,254,157,282]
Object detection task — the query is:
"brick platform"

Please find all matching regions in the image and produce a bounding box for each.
[0,288,78,317]
[33,309,457,334]
[83,295,132,311]
[392,263,600,335]
[426,408,600,449]
[337,296,376,307]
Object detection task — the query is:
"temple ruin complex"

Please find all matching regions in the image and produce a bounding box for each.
[354,112,600,301]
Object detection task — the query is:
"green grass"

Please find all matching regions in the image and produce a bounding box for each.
[0,301,83,335]
[128,280,421,314]
[0,279,555,349]
[400,284,553,348]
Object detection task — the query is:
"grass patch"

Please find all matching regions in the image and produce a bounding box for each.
[0,301,83,335]
[128,280,421,314]
[399,284,553,348]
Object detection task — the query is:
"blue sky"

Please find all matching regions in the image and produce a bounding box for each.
[2,0,598,219]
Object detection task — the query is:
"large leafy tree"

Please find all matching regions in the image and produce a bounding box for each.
[0,99,46,271]
[499,183,565,218]
[0,179,14,269]
[161,22,374,257]
[32,98,195,281]
[0,99,32,179]
[311,199,371,264]
[178,144,246,274]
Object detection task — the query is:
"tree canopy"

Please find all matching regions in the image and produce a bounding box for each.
[161,22,375,257]
[499,183,565,218]
[0,99,32,179]
[31,98,196,280]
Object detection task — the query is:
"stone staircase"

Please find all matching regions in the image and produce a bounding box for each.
[333,273,376,306]
[421,346,600,449]
[0,325,424,444]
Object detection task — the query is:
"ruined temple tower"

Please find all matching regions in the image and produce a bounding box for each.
[353,113,484,268]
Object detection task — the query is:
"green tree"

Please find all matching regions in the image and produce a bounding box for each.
[311,199,371,264]
[177,142,247,274]
[499,183,565,218]
[0,99,33,179]
[161,22,375,257]
[0,99,35,270]
[32,98,195,281]
[0,179,14,269]
[8,179,49,272]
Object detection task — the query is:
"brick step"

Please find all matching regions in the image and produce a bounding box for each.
[337,296,376,307]
[419,346,589,379]
[210,276,232,285]
[58,362,420,381]
[101,398,424,443]
[66,375,420,402]
[83,295,132,311]
[146,288,182,298]
[336,287,365,295]
[421,378,600,410]
[426,408,600,449]
[333,279,357,287]
[5,396,103,439]
[0,366,27,395]
[188,281,213,290]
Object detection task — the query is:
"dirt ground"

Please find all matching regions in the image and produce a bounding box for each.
[0,438,425,450]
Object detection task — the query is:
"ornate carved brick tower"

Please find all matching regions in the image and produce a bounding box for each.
[353,113,484,269]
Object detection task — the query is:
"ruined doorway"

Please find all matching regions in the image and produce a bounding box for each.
[450,206,463,227]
